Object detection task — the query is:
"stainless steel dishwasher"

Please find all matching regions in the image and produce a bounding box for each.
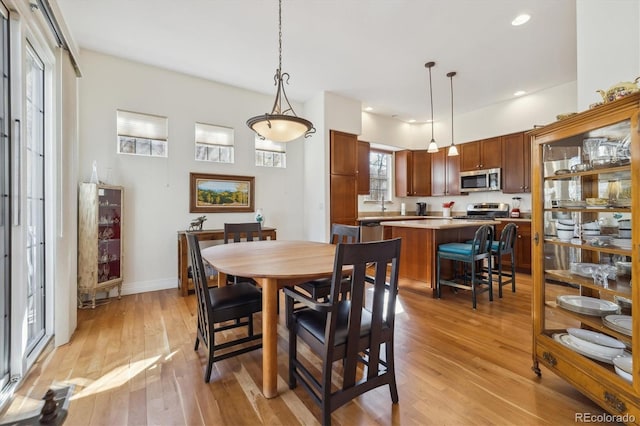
[360,221,384,242]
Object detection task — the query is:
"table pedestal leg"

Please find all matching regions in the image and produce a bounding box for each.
[261,277,278,398]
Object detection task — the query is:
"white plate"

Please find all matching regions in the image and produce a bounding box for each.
[614,366,633,383]
[613,354,633,374]
[553,333,629,364]
[565,335,624,358]
[567,328,626,349]
[557,295,620,316]
[603,314,632,336]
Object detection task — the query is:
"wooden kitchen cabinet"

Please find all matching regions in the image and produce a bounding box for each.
[430,149,461,196]
[330,130,358,226]
[496,219,531,273]
[460,137,501,171]
[357,140,370,194]
[530,94,639,421]
[78,183,123,308]
[395,150,431,197]
[501,132,530,193]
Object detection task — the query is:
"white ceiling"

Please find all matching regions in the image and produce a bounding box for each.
[56,0,577,124]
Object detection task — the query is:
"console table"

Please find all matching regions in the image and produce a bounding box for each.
[176,227,277,296]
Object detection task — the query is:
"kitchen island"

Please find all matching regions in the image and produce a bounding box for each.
[380,219,498,292]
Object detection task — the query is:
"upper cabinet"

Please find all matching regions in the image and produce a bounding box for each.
[501,132,530,193]
[395,150,431,197]
[330,130,358,175]
[330,130,358,226]
[431,149,461,196]
[357,140,370,195]
[460,137,502,171]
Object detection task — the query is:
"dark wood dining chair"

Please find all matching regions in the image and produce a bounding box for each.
[284,238,401,426]
[223,222,263,285]
[297,223,360,299]
[186,233,262,382]
[492,222,517,297]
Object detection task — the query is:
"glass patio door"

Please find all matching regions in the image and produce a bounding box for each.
[24,43,45,353]
[0,1,10,391]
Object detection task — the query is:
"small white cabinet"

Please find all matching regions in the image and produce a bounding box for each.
[78,183,124,308]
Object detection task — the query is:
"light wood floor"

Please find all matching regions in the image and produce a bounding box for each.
[3,274,615,425]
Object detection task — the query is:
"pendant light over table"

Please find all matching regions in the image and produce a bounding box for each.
[446,71,459,156]
[425,61,439,153]
[246,0,315,142]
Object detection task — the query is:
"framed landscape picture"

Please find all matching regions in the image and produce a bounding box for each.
[189,173,255,213]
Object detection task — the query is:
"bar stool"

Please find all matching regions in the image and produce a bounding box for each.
[436,224,493,309]
[491,222,517,297]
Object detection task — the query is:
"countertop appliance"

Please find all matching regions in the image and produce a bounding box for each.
[460,168,501,192]
[452,202,510,220]
[416,202,427,216]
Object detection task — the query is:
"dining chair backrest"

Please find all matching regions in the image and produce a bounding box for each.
[186,233,214,350]
[224,222,262,243]
[329,223,361,245]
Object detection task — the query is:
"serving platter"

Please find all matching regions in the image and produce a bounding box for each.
[556,295,620,316]
[553,333,630,364]
[567,328,626,349]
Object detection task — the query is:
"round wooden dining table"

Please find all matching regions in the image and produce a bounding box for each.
[200,239,337,398]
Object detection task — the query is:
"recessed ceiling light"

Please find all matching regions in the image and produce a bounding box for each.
[512,14,530,26]
[514,90,527,97]
[364,106,373,111]
[408,119,416,123]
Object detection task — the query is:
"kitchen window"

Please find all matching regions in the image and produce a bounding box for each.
[116,110,168,157]
[195,122,234,163]
[255,136,286,168]
[366,150,392,202]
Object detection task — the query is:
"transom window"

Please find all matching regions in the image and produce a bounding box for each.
[116,110,168,157]
[255,137,286,168]
[195,123,234,163]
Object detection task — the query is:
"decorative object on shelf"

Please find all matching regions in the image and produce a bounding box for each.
[189,215,207,231]
[556,112,577,121]
[255,208,265,226]
[246,0,315,142]
[90,160,99,184]
[446,71,458,156]
[425,61,439,153]
[189,173,255,213]
[596,77,640,103]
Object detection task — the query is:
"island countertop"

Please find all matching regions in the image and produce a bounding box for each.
[380,219,498,229]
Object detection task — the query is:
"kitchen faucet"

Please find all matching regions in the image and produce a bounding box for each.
[381,195,386,212]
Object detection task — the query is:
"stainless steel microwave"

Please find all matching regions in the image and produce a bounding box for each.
[459,168,501,192]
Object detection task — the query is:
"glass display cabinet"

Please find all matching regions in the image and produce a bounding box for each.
[530,93,638,421]
[78,183,124,308]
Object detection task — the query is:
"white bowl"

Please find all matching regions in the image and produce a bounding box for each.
[557,230,574,240]
[618,219,631,229]
[582,230,600,236]
[582,221,600,230]
[558,219,575,226]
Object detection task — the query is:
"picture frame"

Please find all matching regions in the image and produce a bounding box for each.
[189,173,255,213]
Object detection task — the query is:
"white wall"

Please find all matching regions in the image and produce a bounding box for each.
[77,50,307,295]
[359,81,578,215]
[576,0,640,111]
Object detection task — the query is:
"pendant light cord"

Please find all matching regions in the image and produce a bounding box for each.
[278,0,282,73]
[428,63,434,141]
[447,71,457,146]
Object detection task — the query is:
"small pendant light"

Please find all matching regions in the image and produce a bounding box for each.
[447,71,459,156]
[425,61,439,153]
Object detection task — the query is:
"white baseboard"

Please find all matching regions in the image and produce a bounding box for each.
[106,277,177,297]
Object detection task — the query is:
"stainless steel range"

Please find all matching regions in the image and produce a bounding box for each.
[452,202,510,220]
